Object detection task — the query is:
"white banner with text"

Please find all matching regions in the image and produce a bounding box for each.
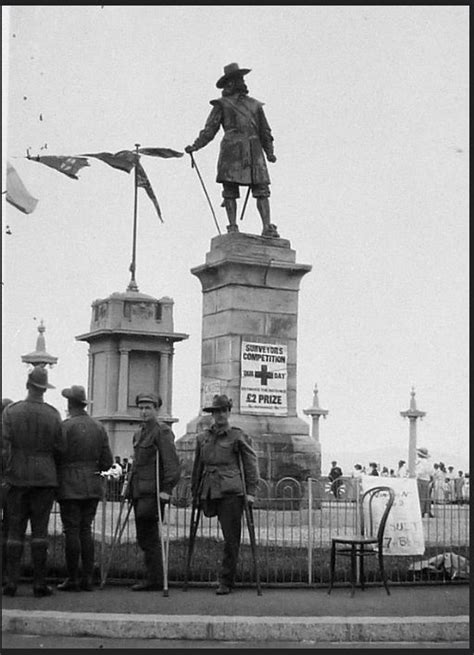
[240,340,288,415]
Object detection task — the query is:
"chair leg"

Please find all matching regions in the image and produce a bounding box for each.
[359,546,365,591]
[379,550,390,596]
[350,545,356,597]
[328,541,335,594]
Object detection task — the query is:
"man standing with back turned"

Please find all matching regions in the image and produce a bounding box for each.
[2,366,65,597]
[56,384,113,591]
[185,62,279,238]
[128,392,181,591]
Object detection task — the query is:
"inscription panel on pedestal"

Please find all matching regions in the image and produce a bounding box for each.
[240,340,288,415]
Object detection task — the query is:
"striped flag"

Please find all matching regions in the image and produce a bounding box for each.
[81,150,137,173]
[138,147,183,159]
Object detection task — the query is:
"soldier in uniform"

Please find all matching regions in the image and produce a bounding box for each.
[2,366,65,597]
[191,394,259,595]
[128,393,181,591]
[1,398,14,586]
[185,62,279,238]
[56,385,113,591]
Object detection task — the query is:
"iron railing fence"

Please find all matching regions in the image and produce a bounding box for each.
[22,475,470,589]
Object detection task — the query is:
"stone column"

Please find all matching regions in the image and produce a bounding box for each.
[117,348,130,413]
[159,351,170,415]
[400,387,426,477]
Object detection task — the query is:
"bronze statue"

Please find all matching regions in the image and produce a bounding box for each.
[185,63,279,238]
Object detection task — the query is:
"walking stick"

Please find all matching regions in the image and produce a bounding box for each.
[239,186,251,221]
[100,496,133,589]
[238,448,262,596]
[156,451,170,597]
[188,152,222,235]
[100,470,133,589]
[183,497,201,591]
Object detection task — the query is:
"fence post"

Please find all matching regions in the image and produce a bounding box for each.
[100,477,107,585]
[307,478,313,585]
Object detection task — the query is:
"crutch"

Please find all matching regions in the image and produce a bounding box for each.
[183,495,202,591]
[100,471,133,589]
[238,448,262,596]
[156,451,170,597]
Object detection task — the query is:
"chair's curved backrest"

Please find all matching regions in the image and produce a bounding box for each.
[360,486,395,545]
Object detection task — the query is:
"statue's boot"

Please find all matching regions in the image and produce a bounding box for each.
[222,199,239,233]
[257,198,279,237]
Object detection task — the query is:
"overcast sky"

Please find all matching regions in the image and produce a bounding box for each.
[2,6,469,472]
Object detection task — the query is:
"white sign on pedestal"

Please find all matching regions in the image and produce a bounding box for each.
[240,340,287,414]
[361,476,425,556]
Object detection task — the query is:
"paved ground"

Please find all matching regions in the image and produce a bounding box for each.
[1,634,470,649]
[2,582,469,646]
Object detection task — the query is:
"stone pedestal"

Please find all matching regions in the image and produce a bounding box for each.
[177,232,320,484]
[76,289,188,458]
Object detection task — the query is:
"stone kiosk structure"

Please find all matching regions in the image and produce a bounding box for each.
[76,288,188,458]
[177,232,320,485]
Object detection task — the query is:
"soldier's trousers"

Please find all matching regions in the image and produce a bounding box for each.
[5,486,55,587]
[214,495,244,588]
[133,496,165,585]
[59,498,99,582]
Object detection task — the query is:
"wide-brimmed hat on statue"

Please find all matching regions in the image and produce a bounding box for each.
[27,366,55,390]
[216,62,251,88]
[135,392,162,408]
[416,446,430,458]
[62,385,88,405]
[203,394,233,413]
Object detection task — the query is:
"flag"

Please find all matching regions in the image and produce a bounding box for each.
[136,162,163,222]
[32,155,89,179]
[81,150,137,173]
[6,161,39,214]
[31,155,90,179]
[138,147,183,159]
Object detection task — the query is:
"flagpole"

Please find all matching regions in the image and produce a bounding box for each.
[127,143,140,292]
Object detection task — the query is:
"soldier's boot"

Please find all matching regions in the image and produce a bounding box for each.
[3,540,23,596]
[131,550,163,591]
[257,198,279,238]
[79,534,95,591]
[58,535,81,591]
[222,199,239,233]
[31,539,53,597]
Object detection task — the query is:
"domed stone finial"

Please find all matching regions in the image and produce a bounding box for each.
[21,319,58,368]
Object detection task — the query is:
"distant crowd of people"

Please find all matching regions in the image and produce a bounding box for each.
[327,455,470,511]
[103,455,133,501]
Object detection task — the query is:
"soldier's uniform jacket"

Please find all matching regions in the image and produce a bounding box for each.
[191,425,259,501]
[2,399,65,487]
[130,420,181,499]
[191,93,274,186]
[56,410,113,500]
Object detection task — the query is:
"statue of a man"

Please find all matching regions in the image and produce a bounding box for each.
[185,63,279,238]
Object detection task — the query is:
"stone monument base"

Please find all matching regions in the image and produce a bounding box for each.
[177,412,321,503]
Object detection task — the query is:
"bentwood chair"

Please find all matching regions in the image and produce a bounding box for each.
[328,485,395,597]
